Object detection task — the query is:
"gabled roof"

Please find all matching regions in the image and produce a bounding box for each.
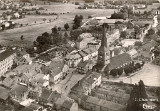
[0,49,15,62]
[86,96,100,105]
[107,53,132,71]
[79,94,89,102]
[48,91,61,103]
[71,72,101,92]
[2,77,14,88]
[77,60,89,68]
[50,68,62,77]
[23,103,42,111]
[66,52,81,59]
[10,83,28,96]
[0,86,10,100]
[40,88,52,100]
[62,100,74,109]
[78,51,88,57]
[49,61,64,70]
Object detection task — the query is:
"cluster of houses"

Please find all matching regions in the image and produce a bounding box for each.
[0,84,78,111]
[0,47,78,111]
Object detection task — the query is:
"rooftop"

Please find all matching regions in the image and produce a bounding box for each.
[0,86,10,100]
[10,83,28,96]
[106,53,132,71]
[62,100,74,109]
[0,49,15,62]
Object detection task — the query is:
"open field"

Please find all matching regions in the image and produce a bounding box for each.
[12,15,57,24]
[0,3,117,47]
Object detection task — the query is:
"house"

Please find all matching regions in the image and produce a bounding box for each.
[61,100,78,111]
[70,72,101,99]
[38,88,61,105]
[23,103,43,111]
[16,49,32,65]
[0,48,16,76]
[47,61,69,84]
[76,37,95,50]
[0,86,10,102]
[91,88,130,105]
[78,95,126,111]
[2,77,15,88]
[54,97,65,110]
[78,47,98,62]
[76,60,94,74]
[10,83,29,102]
[14,12,20,18]
[65,47,98,68]
[65,51,82,68]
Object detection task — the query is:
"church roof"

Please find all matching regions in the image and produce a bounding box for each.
[106,53,132,71]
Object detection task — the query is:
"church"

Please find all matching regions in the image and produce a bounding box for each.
[93,23,133,76]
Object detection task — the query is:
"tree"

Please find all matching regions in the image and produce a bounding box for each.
[1,24,5,30]
[64,32,68,38]
[75,2,80,5]
[64,23,69,30]
[88,15,92,18]
[70,29,83,41]
[51,26,58,34]
[117,68,123,76]
[72,24,77,29]
[147,28,155,36]
[58,27,61,31]
[36,32,51,45]
[127,82,146,111]
[120,31,127,39]
[79,15,83,20]
[139,80,147,98]
[20,35,24,40]
[43,18,46,22]
[156,30,160,36]
[124,66,129,76]
[110,12,125,19]
[110,69,118,77]
[134,25,140,39]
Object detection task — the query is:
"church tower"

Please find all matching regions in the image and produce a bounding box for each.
[97,23,110,66]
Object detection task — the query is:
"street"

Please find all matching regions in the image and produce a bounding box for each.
[103,63,160,86]
[51,69,85,95]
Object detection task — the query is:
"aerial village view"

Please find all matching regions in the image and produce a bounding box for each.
[0,0,160,111]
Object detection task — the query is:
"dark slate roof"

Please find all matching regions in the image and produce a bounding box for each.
[77,60,89,68]
[0,49,15,62]
[10,83,28,96]
[49,61,64,70]
[106,53,132,71]
[0,86,10,100]
[47,91,61,103]
[40,88,52,100]
[2,77,14,88]
[23,103,42,111]
[79,94,89,102]
[62,100,73,109]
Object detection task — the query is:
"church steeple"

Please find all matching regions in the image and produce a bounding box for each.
[101,24,108,48]
[97,23,110,66]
